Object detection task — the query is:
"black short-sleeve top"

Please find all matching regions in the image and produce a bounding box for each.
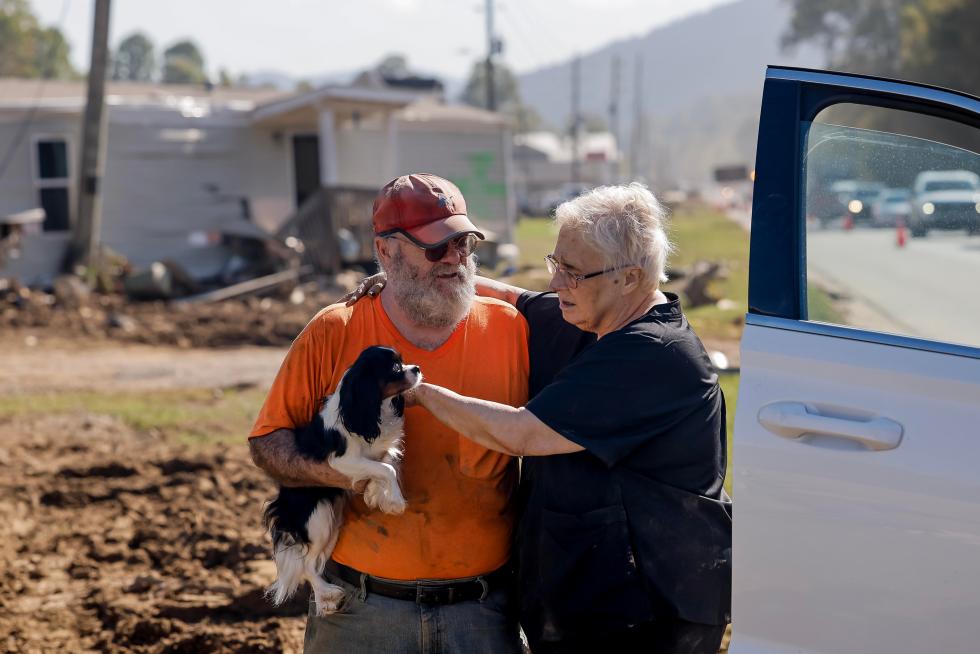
[514,291,732,641]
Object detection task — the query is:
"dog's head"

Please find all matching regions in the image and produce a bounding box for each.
[338,346,421,441]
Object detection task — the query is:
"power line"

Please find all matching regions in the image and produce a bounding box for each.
[496,7,550,72]
[507,0,573,63]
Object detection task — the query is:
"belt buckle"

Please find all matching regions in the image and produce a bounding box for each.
[415,582,450,605]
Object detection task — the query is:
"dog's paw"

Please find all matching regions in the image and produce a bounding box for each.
[313,585,347,616]
[378,490,407,515]
[362,480,383,509]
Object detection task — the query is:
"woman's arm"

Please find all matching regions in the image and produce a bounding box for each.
[413,383,583,457]
[342,273,530,308]
[473,276,527,307]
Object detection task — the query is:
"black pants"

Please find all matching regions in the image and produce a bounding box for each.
[530,618,727,654]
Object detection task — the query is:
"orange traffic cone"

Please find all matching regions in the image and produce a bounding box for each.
[896,219,907,248]
[843,214,854,231]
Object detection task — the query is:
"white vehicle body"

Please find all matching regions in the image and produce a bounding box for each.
[909,170,980,235]
[732,68,980,654]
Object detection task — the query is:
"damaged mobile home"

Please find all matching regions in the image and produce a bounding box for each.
[0,78,515,287]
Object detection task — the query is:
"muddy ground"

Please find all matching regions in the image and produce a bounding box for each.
[0,329,309,654]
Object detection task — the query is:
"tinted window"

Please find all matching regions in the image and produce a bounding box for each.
[804,103,980,348]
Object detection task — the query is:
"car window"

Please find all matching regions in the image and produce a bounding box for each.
[803,103,980,348]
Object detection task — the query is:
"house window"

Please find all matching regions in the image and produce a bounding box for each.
[33,137,71,232]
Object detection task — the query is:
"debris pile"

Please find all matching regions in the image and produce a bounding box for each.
[0,272,361,348]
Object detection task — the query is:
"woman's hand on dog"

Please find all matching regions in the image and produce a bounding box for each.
[401,384,422,409]
[340,272,387,306]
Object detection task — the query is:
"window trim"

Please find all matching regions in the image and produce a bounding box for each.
[750,67,980,322]
[745,313,980,361]
[30,133,74,232]
[30,134,73,187]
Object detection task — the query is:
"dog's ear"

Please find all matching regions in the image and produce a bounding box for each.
[391,394,405,418]
[338,363,383,441]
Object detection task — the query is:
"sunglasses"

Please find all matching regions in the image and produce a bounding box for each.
[389,232,479,262]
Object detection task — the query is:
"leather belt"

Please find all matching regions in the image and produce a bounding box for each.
[324,560,512,605]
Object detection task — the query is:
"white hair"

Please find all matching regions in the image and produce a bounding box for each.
[554,182,672,286]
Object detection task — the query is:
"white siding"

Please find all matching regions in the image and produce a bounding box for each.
[241,127,292,233]
[335,127,386,188]
[100,112,249,267]
[397,127,512,241]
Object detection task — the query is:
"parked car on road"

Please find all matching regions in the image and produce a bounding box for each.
[735,67,980,654]
[869,187,912,227]
[907,169,980,236]
[829,179,885,224]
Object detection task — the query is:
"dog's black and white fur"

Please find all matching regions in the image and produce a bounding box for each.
[262,345,421,616]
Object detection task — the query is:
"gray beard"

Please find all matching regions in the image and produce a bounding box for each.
[385,247,476,329]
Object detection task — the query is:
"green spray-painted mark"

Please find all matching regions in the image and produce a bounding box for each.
[452,151,505,221]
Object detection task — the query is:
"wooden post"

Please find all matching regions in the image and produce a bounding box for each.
[66,0,112,273]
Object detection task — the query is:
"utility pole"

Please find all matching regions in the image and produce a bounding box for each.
[630,53,644,182]
[609,54,621,183]
[66,0,112,273]
[484,0,498,111]
[570,54,581,186]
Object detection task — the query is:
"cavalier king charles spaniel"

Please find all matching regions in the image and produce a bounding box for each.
[263,345,421,615]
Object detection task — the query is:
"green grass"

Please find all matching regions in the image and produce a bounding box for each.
[0,386,268,446]
[719,373,738,496]
[663,206,749,342]
[506,206,750,342]
[807,285,846,324]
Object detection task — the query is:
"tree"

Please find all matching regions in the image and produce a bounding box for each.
[112,31,155,82]
[460,59,541,130]
[461,60,522,111]
[783,0,980,96]
[902,0,980,96]
[162,39,206,84]
[376,53,409,80]
[783,0,914,77]
[0,0,76,79]
[784,0,980,147]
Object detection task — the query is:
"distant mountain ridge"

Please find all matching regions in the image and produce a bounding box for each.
[516,0,824,185]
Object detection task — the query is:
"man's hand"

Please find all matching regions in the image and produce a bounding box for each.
[339,272,387,306]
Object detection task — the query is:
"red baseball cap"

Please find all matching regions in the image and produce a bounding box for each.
[373,173,485,246]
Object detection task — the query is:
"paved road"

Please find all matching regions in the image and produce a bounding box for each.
[806,227,980,347]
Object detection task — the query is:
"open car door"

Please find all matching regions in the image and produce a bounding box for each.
[733,67,980,653]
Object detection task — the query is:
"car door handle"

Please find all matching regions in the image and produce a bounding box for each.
[758,402,903,451]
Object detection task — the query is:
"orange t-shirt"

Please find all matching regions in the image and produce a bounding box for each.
[249,295,529,580]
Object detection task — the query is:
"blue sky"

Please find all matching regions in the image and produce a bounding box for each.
[32,0,733,81]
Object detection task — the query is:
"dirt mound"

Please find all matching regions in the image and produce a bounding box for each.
[0,413,306,653]
[0,273,359,349]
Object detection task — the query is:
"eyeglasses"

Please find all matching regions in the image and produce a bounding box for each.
[388,232,479,262]
[544,254,634,289]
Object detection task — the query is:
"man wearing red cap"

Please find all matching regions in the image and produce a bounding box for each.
[249,174,529,652]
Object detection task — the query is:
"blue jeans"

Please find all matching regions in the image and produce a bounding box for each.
[303,570,523,654]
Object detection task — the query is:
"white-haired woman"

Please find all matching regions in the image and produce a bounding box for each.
[348,183,731,653]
